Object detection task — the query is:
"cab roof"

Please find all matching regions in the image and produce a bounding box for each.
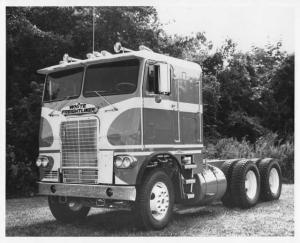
[37,50,202,75]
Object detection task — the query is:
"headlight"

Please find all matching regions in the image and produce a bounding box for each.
[41,157,49,167]
[114,155,137,169]
[36,158,42,167]
[114,156,123,167]
[122,157,131,168]
[36,156,49,167]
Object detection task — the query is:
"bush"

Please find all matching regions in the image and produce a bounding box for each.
[206,132,294,182]
[6,145,38,198]
[254,133,294,182]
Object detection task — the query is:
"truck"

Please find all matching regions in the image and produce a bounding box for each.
[36,42,282,230]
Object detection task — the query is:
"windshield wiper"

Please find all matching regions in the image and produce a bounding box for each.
[62,95,77,101]
[48,95,77,103]
[48,95,77,117]
[85,90,118,111]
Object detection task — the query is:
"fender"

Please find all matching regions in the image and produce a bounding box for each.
[135,151,182,185]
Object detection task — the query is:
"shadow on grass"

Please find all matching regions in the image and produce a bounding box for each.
[6,205,220,236]
[6,210,136,236]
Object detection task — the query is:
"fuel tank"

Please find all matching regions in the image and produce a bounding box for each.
[191,164,227,205]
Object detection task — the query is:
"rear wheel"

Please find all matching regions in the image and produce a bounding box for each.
[135,169,174,230]
[220,159,239,207]
[258,159,282,201]
[231,160,261,208]
[48,196,90,223]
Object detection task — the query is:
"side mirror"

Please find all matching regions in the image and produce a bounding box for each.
[157,63,170,94]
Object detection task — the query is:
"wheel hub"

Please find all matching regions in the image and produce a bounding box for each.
[245,170,258,200]
[68,201,83,211]
[150,182,169,220]
[269,168,280,195]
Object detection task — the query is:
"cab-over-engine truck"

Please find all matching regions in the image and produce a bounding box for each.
[36,43,282,230]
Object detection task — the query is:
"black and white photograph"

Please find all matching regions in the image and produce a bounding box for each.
[2,0,298,239]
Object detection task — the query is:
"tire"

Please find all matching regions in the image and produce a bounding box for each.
[231,160,261,208]
[135,169,174,230]
[220,159,239,207]
[48,196,90,223]
[258,159,282,201]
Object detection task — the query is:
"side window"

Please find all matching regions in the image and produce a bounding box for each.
[146,63,171,95]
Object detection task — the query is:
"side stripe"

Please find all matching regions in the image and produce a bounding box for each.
[144,144,203,149]
[143,97,199,113]
[114,150,202,156]
[102,144,203,150]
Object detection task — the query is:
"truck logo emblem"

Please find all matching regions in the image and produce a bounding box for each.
[61,103,98,116]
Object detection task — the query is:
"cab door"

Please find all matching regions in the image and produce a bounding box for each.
[142,61,178,145]
[178,70,201,144]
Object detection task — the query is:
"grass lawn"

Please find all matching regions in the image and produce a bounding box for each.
[6,184,294,236]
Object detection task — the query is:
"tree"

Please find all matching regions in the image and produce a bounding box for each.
[263,54,294,137]
[6,6,165,196]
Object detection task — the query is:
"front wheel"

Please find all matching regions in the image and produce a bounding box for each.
[135,169,174,230]
[48,196,90,223]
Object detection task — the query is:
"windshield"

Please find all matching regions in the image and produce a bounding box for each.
[43,67,83,102]
[83,59,139,97]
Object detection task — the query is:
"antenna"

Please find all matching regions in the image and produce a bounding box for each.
[92,7,95,53]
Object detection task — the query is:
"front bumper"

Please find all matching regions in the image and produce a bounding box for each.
[38,182,136,201]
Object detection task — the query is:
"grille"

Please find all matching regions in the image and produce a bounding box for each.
[63,169,98,184]
[61,119,98,184]
[43,170,58,181]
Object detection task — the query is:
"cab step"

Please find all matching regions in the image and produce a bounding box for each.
[184,193,195,199]
[183,178,196,184]
[183,164,197,169]
[174,205,206,214]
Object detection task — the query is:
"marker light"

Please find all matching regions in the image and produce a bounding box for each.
[63,53,69,62]
[86,53,94,59]
[182,155,192,164]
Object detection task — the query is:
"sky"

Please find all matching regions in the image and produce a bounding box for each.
[156,4,295,53]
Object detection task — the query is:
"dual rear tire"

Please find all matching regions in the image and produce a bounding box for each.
[258,159,282,201]
[221,159,282,208]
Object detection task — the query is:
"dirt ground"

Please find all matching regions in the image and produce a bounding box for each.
[6,184,294,236]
